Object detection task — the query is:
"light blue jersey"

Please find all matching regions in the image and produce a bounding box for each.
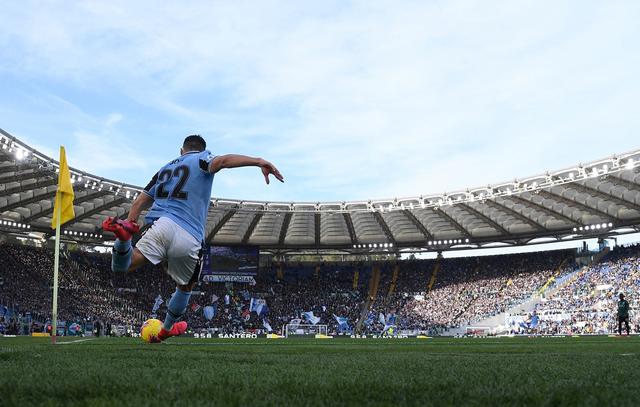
[143,150,216,241]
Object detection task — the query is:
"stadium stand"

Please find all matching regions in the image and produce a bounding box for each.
[4,241,637,337]
[1,131,639,338]
[512,244,640,335]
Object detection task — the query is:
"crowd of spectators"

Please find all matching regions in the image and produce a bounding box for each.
[396,251,575,333]
[2,240,638,337]
[519,244,640,335]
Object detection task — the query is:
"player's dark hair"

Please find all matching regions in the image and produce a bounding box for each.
[183,135,207,152]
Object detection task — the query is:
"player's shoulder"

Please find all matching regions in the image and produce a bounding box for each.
[192,150,216,173]
[197,149,215,162]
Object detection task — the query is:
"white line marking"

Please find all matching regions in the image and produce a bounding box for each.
[58,338,96,345]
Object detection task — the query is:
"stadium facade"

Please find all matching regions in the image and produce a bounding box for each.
[1,127,640,254]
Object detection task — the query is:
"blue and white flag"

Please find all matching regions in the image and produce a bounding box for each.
[519,315,539,330]
[303,311,321,325]
[378,312,386,325]
[263,319,273,333]
[364,312,375,326]
[249,298,268,316]
[386,313,397,325]
[152,295,164,313]
[203,305,217,321]
[333,314,350,331]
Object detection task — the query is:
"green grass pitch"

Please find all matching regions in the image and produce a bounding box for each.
[1,336,639,406]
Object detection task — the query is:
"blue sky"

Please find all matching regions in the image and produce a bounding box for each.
[1,1,639,203]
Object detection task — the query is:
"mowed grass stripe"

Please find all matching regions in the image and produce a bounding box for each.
[0,336,638,406]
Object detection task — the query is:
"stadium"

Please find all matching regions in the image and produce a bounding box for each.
[2,2,640,406]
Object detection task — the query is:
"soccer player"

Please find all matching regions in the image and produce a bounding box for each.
[617,293,630,336]
[102,135,283,342]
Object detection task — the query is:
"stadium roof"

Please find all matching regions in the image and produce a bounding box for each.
[1,127,640,253]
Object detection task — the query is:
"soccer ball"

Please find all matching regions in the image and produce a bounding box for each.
[140,319,163,343]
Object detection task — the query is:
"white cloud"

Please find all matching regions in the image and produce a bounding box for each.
[0,0,639,201]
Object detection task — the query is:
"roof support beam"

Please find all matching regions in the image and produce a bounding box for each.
[278,213,293,246]
[402,210,433,241]
[0,179,57,197]
[484,199,547,232]
[343,213,358,246]
[314,213,321,247]
[571,181,640,213]
[373,211,397,246]
[22,190,110,223]
[432,207,472,238]
[537,189,618,222]
[458,203,510,236]
[206,210,237,243]
[64,197,128,228]
[507,194,580,227]
[241,213,263,245]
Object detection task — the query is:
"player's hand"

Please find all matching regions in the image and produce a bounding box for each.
[259,159,284,184]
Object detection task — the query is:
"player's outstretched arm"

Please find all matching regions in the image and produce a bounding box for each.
[127,193,154,223]
[209,154,284,184]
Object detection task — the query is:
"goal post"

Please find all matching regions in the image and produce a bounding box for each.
[285,324,328,338]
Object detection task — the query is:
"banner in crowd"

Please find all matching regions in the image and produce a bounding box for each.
[249,298,268,316]
[333,314,350,331]
[303,311,321,325]
[263,319,273,333]
[201,246,259,282]
[152,295,164,313]
[364,312,375,326]
[203,305,217,321]
[288,318,302,329]
[202,275,257,284]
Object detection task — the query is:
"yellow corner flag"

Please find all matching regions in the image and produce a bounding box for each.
[51,146,75,229]
[51,146,75,345]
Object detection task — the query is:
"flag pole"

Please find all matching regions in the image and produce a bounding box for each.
[51,194,62,345]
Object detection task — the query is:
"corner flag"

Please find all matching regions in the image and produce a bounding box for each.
[51,146,75,344]
[51,146,75,228]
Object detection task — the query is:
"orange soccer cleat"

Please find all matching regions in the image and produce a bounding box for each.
[157,321,188,342]
[102,217,140,241]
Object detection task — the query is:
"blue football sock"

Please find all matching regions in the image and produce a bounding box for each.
[164,289,191,331]
[111,239,132,273]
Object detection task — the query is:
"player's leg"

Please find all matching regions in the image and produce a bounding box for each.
[103,217,141,272]
[624,316,630,336]
[157,281,196,340]
[157,221,202,341]
[618,317,623,335]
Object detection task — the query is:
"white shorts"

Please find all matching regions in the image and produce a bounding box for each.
[136,217,202,286]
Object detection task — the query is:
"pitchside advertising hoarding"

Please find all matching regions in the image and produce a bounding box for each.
[200,245,259,283]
